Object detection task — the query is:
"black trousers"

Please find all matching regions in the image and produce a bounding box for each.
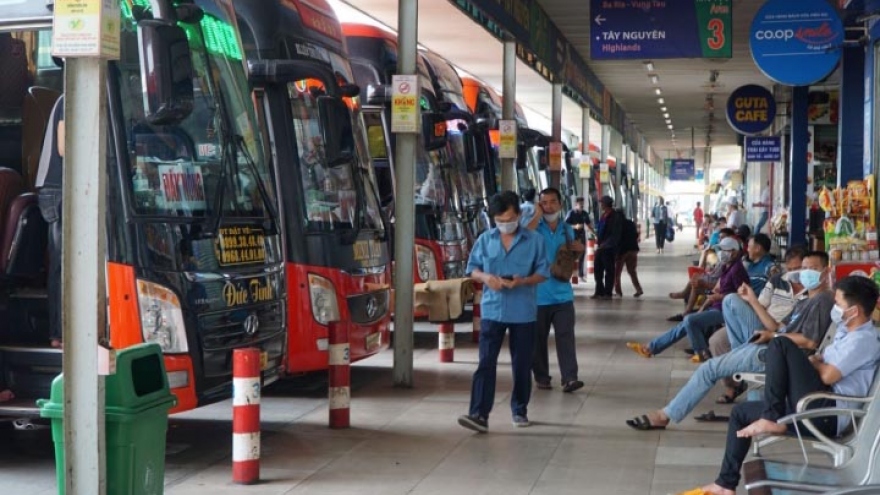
[716,338,836,490]
[532,302,578,385]
[575,232,586,276]
[654,221,667,249]
[593,248,616,296]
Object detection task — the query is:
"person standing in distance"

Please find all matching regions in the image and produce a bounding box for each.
[519,188,537,227]
[651,197,669,254]
[592,195,623,300]
[752,181,771,234]
[458,191,550,432]
[565,196,593,278]
[530,188,585,393]
[694,202,704,244]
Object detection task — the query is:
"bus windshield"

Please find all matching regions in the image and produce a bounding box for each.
[118,10,275,220]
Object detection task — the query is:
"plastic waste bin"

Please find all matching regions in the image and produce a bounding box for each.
[38,343,177,495]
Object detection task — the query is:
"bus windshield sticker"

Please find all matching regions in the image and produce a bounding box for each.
[215,226,267,266]
[158,163,207,210]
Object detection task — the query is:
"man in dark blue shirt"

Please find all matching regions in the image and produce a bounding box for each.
[458,191,550,432]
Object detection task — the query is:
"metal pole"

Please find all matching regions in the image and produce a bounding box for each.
[550,83,562,188]
[62,58,108,494]
[501,39,516,192]
[392,0,418,388]
[581,108,590,203]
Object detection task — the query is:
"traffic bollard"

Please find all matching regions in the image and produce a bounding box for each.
[232,348,261,484]
[439,322,454,362]
[586,239,596,277]
[328,321,350,429]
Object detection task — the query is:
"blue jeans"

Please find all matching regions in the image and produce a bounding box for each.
[648,310,724,355]
[470,319,536,419]
[663,343,765,422]
[723,294,764,349]
[755,211,769,235]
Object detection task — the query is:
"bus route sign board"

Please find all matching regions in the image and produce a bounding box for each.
[52,0,120,59]
[391,75,419,134]
[745,136,782,162]
[668,159,695,181]
[498,120,517,159]
[590,0,732,60]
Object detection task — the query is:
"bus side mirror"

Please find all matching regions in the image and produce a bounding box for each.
[137,20,194,126]
[317,96,355,167]
[422,112,447,152]
[464,130,487,172]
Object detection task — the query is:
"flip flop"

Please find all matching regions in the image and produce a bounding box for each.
[694,410,729,422]
[625,414,666,431]
[715,382,748,404]
[675,488,711,495]
[626,342,652,358]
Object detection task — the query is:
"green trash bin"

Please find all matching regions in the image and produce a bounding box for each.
[38,343,177,495]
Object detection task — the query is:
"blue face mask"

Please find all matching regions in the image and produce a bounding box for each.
[799,269,823,291]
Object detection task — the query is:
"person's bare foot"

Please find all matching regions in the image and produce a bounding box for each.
[645,410,670,427]
[0,389,14,403]
[50,338,63,349]
[737,418,787,438]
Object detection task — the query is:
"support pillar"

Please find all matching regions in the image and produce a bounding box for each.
[501,39,517,192]
[789,86,809,248]
[838,44,865,186]
[550,83,563,188]
[392,0,418,388]
[581,108,591,203]
[600,125,610,199]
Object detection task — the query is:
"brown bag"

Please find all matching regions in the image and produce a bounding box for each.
[550,227,582,281]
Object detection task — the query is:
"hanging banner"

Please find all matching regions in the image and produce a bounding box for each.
[669,159,695,181]
[498,120,517,159]
[726,85,776,136]
[548,142,563,172]
[391,75,419,134]
[749,0,843,86]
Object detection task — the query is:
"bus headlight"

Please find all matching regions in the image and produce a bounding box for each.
[308,274,340,325]
[415,245,438,282]
[137,279,188,353]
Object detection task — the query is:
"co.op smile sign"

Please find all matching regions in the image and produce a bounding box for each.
[749,0,843,87]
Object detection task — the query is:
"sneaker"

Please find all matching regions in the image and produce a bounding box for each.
[562,380,584,393]
[512,414,531,427]
[667,313,685,322]
[458,414,488,433]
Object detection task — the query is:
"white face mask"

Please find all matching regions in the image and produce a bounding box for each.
[496,221,518,234]
[543,211,559,222]
[717,250,733,264]
[831,304,856,326]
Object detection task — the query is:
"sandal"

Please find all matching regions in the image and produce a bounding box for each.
[715,382,748,404]
[667,313,685,322]
[690,350,711,364]
[625,414,666,431]
[693,410,729,422]
[626,342,652,358]
[562,380,584,393]
[675,488,711,495]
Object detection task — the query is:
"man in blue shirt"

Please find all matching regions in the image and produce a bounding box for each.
[458,191,550,432]
[744,233,774,292]
[530,188,585,393]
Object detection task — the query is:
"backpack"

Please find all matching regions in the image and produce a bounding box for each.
[665,222,675,242]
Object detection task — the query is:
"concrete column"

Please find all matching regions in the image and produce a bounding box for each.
[392,0,418,388]
[62,57,108,495]
[550,83,563,188]
[838,44,865,186]
[790,86,809,247]
[581,108,590,203]
[501,39,516,192]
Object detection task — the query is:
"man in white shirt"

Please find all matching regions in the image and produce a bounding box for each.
[726,199,742,228]
[752,182,771,234]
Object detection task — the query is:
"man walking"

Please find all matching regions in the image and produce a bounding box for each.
[614,213,644,298]
[531,188,584,393]
[565,196,592,278]
[592,195,622,300]
[458,191,550,432]
[651,197,668,254]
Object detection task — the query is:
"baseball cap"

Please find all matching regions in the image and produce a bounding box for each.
[714,237,740,251]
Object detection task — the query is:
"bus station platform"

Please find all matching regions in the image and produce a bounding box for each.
[0,232,802,494]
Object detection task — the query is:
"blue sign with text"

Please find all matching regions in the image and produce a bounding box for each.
[669,159,695,181]
[749,0,843,86]
[745,136,782,162]
[590,0,732,60]
[727,85,776,136]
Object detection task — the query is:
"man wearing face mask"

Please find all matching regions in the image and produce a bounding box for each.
[679,275,880,495]
[592,195,622,299]
[626,251,834,431]
[459,191,550,432]
[530,188,585,393]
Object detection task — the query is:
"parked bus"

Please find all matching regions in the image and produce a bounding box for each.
[231,0,391,372]
[343,24,469,286]
[0,0,286,416]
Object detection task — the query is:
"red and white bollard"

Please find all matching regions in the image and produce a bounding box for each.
[586,239,596,277]
[439,322,455,362]
[328,321,351,429]
[571,260,580,284]
[232,348,261,484]
[472,286,482,343]
[637,223,642,243]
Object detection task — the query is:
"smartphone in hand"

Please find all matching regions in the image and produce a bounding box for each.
[501,275,514,281]
[748,332,762,343]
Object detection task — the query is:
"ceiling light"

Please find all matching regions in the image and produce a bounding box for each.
[665,119,672,124]
[663,113,670,119]
[644,61,655,72]
[661,106,667,112]
[667,124,674,129]
[654,88,662,96]
[650,75,660,85]
[658,98,665,104]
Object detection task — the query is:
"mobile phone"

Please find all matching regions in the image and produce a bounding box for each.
[501,275,514,281]
[748,332,761,343]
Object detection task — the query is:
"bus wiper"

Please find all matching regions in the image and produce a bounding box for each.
[208,132,233,239]
[340,157,363,245]
[234,134,279,233]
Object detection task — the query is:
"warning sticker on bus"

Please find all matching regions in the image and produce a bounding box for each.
[158,164,207,210]
[215,226,266,266]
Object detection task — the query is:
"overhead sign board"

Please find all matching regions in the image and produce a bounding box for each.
[498,120,517,159]
[726,85,776,136]
[749,0,843,86]
[590,0,732,60]
[52,0,120,59]
[391,75,419,134]
[745,136,782,162]
[668,159,695,181]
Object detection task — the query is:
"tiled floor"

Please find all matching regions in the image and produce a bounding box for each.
[0,231,808,494]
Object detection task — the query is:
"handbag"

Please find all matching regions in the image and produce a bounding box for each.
[666,223,676,242]
[550,226,580,281]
